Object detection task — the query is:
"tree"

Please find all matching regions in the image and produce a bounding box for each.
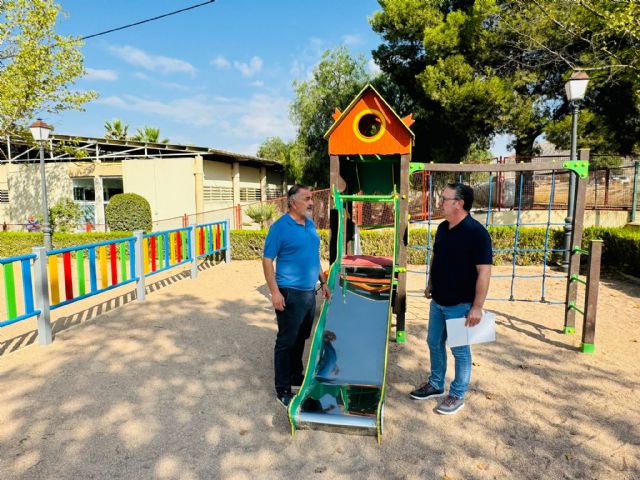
[496,1,640,155]
[257,136,303,184]
[132,126,169,143]
[370,0,640,158]
[104,119,129,140]
[49,197,81,233]
[290,46,371,186]
[0,0,96,142]
[371,1,517,160]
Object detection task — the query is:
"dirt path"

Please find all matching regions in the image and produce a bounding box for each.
[0,260,638,479]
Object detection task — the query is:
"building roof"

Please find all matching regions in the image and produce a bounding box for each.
[0,134,284,170]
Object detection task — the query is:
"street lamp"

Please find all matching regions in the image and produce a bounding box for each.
[562,71,590,271]
[29,118,53,250]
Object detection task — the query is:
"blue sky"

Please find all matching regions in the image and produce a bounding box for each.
[52,0,513,157]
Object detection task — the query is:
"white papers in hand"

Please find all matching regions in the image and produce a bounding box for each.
[445,311,496,348]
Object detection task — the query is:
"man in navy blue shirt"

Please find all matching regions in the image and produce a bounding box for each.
[410,182,492,415]
[263,184,330,408]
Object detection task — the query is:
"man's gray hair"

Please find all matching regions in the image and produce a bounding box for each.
[287,183,310,207]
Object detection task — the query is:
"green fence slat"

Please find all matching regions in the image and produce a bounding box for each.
[76,250,86,296]
[3,262,17,319]
[158,236,164,269]
[119,242,127,282]
[182,231,188,259]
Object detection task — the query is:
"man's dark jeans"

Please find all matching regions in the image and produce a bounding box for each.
[274,287,315,395]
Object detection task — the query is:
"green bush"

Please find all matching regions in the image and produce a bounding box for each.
[582,227,640,277]
[0,232,133,258]
[229,229,330,260]
[105,193,152,232]
[49,197,82,233]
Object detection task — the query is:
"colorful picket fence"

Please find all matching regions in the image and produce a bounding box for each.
[141,221,227,277]
[0,220,230,345]
[0,253,41,327]
[47,237,137,311]
[143,227,191,277]
[195,221,227,258]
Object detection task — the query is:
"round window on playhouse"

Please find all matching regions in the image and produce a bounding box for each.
[353,109,386,143]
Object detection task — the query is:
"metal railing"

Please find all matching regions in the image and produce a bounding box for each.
[0,220,231,345]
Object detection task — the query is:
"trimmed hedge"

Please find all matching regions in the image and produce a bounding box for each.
[582,227,640,277]
[230,229,331,260]
[3,226,637,278]
[105,193,152,232]
[0,232,133,258]
[230,226,640,277]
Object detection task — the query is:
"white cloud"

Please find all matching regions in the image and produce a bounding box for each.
[132,71,190,91]
[109,45,196,76]
[98,94,214,127]
[289,37,328,79]
[210,55,231,69]
[96,92,295,143]
[342,34,363,46]
[233,56,263,77]
[250,80,264,87]
[367,58,381,76]
[85,68,118,81]
[235,142,262,156]
[233,94,295,138]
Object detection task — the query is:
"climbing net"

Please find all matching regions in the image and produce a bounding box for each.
[406,160,588,312]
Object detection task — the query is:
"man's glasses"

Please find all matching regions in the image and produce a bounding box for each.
[439,195,459,202]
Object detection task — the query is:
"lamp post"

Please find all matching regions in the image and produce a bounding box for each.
[29,119,53,251]
[562,71,590,271]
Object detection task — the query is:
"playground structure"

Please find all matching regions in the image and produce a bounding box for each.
[287,86,604,441]
[0,221,230,341]
[288,85,414,441]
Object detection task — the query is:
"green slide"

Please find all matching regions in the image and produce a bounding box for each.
[288,190,400,442]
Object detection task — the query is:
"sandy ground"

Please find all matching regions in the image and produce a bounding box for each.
[0,259,639,480]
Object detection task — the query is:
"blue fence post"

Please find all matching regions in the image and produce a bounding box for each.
[189,224,198,279]
[133,230,146,301]
[225,218,231,263]
[33,247,52,345]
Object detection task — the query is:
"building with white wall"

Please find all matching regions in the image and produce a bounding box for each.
[0,135,285,231]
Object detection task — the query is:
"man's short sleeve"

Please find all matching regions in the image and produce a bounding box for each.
[263,223,280,259]
[474,227,493,265]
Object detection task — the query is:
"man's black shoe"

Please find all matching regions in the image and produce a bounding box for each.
[409,382,445,400]
[277,391,293,408]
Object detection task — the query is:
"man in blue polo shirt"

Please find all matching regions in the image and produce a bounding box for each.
[262,184,330,408]
[410,182,492,415]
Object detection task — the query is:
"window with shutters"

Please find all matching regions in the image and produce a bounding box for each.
[240,187,261,202]
[266,187,282,199]
[0,190,8,203]
[204,185,233,202]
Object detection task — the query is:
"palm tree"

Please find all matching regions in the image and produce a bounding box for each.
[104,119,129,140]
[132,126,169,143]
